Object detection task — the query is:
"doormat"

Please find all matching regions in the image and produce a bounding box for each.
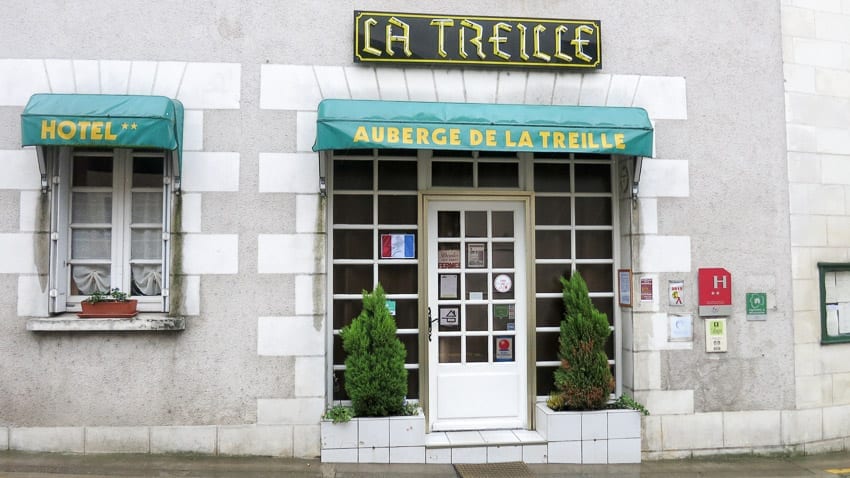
[454,462,534,478]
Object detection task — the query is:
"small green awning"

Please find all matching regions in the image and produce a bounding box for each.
[21,93,184,167]
[313,99,653,157]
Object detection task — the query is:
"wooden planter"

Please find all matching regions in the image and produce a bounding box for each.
[78,299,138,318]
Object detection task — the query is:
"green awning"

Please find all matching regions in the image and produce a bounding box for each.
[21,93,184,167]
[313,99,653,157]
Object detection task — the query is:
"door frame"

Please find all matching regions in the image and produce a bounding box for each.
[419,192,536,432]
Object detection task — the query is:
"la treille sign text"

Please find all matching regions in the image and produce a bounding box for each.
[354,11,601,69]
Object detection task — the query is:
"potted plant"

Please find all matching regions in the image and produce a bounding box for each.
[321,284,425,464]
[78,288,138,318]
[535,271,645,464]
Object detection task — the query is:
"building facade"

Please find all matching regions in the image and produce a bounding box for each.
[0,0,847,461]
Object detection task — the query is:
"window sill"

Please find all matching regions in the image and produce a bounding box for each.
[27,314,186,332]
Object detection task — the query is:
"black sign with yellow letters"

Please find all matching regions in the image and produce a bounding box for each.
[354,11,601,69]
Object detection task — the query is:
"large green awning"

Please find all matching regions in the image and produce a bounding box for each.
[21,93,184,167]
[313,99,653,157]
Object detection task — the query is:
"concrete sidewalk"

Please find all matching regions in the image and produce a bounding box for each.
[1,450,850,477]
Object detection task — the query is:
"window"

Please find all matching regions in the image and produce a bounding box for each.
[49,147,172,314]
[818,263,850,344]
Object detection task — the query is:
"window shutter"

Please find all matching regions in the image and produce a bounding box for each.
[48,147,72,314]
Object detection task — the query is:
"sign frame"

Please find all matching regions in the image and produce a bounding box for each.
[618,269,632,307]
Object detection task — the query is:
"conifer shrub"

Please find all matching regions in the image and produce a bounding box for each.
[340,284,408,417]
[548,271,615,411]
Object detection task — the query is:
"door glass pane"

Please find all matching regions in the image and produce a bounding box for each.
[333,230,373,259]
[576,230,613,258]
[536,230,571,259]
[391,299,420,329]
[432,161,473,187]
[333,264,373,294]
[493,304,515,331]
[574,163,611,192]
[536,365,558,396]
[535,264,571,293]
[333,299,362,329]
[536,298,564,327]
[575,197,611,225]
[576,263,613,293]
[73,156,112,187]
[465,211,487,237]
[378,160,417,190]
[465,273,488,300]
[438,211,460,237]
[438,243,461,269]
[465,243,487,269]
[492,273,515,299]
[378,264,418,294]
[466,304,488,331]
[71,229,111,259]
[438,305,461,331]
[334,160,373,190]
[72,193,112,223]
[132,156,163,187]
[492,242,514,268]
[535,197,570,225]
[333,195,372,224]
[466,336,488,362]
[131,192,163,223]
[536,331,560,361]
[478,162,518,188]
[70,264,110,295]
[131,228,162,259]
[131,264,162,295]
[534,163,570,192]
[378,195,417,224]
[492,211,514,237]
[398,333,419,363]
[439,337,461,363]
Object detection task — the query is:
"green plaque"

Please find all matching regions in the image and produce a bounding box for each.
[386,299,397,316]
[746,293,767,316]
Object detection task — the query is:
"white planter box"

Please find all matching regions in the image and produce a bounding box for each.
[321,410,425,463]
[535,402,642,464]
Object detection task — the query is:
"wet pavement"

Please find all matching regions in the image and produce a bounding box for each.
[1,450,850,477]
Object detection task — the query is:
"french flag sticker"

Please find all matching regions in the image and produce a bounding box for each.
[381,234,415,259]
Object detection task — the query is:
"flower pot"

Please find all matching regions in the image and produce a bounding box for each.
[78,299,138,318]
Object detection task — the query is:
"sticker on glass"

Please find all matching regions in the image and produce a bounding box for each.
[495,336,513,362]
[493,274,512,293]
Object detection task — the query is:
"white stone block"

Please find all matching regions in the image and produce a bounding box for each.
[0,427,7,450]
[787,152,822,183]
[464,70,497,103]
[152,61,186,98]
[536,404,581,441]
[179,193,202,233]
[579,74,610,106]
[548,440,581,463]
[376,68,408,101]
[72,60,99,93]
[85,427,149,454]
[100,60,132,94]
[632,76,687,120]
[425,447,451,463]
[821,155,850,185]
[257,316,325,356]
[823,405,850,439]
[642,415,662,451]
[0,60,49,106]
[150,426,216,454]
[790,215,827,247]
[638,159,689,198]
[796,375,830,408]
[296,112,318,152]
[522,444,548,463]
[181,234,239,274]
[257,234,325,274]
[818,127,850,155]
[258,153,319,194]
[795,343,823,376]
[19,190,44,232]
[17,275,48,317]
[314,66,350,100]
[805,438,845,455]
[581,411,608,440]
[261,65,322,111]
[219,425,293,457]
[182,110,204,151]
[832,373,850,402]
[178,274,200,316]
[582,439,607,464]
[179,63,241,109]
[828,217,850,246]
[258,398,324,425]
[496,71,527,104]
[128,61,157,95]
[784,64,816,94]
[607,75,640,107]
[608,438,641,463]
[793,38,845,69]
[10,427,84,453]
[633,351,661,390]
[790,183,845,215]
[44,59,75,93]
[389,414,425,447]
[816,68,850,98]
[296,195,322,234]
[389,446,425,463]
[782,6,815,37]
[321,420,357,449]
[452,446,487,463]
[181,152,240,192]
[487,445,522,463]
[608,410,641,439]
[404,68,437,102]
[782,408,823,444]
[0,150,41,190]
[661,413,723,450]
[552,73,581,105]
[723,410,781,447]
[345,66,380,100]
[295,356,325,397]
[636,390,694,415]
[322,447,357,462]
[357,418,389,448]
[295,274,321,316]
[359,447,389,463]
[638,236,691,273]
[433,69,465,102]
[294,425,320,458]
[526,72,555,105]
[0,234,38,274]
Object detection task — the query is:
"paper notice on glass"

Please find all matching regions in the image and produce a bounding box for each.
[439,274,458,299]
[827,303,839,336]
[839,302,850,334]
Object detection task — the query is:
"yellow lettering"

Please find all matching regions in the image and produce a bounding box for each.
[518,131,533,147]
[489,22,511,60]
[104,121,117,140]
[517,24,529,60]
[600,133,612,148]
[362,18,381,56]
[416,127,430,144]
[470,129,483,146]
[433,128,447,145]
[353,126,370,142]
[386,17,412,57]
[567,132,578,149]
[553,132,566,149]
[449,128,461,145]
[485,129,496,146]
[41,120,56,140]
[571,25,594,62]
[57,120,76,140]
[77,121,91,140]
[459,20,485,59]
[372,126,385,142]
[430,19,454,58]
[614,133,626,149]
[533,25,551,61]
[587,133,599,148]
[505,131,517,147]
[581,132,587,148]
[90,121,103,140]
[539,131,550,148]
[387,127,400,143]
[402,127,413,144]
[554,25,573,62]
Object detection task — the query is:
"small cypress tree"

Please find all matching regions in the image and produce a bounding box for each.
[550,271,615,410]
[340,284,408,417]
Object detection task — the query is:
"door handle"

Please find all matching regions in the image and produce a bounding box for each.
[427,306,439,342]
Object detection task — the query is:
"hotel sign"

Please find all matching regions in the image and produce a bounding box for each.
[354,11,601,69]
